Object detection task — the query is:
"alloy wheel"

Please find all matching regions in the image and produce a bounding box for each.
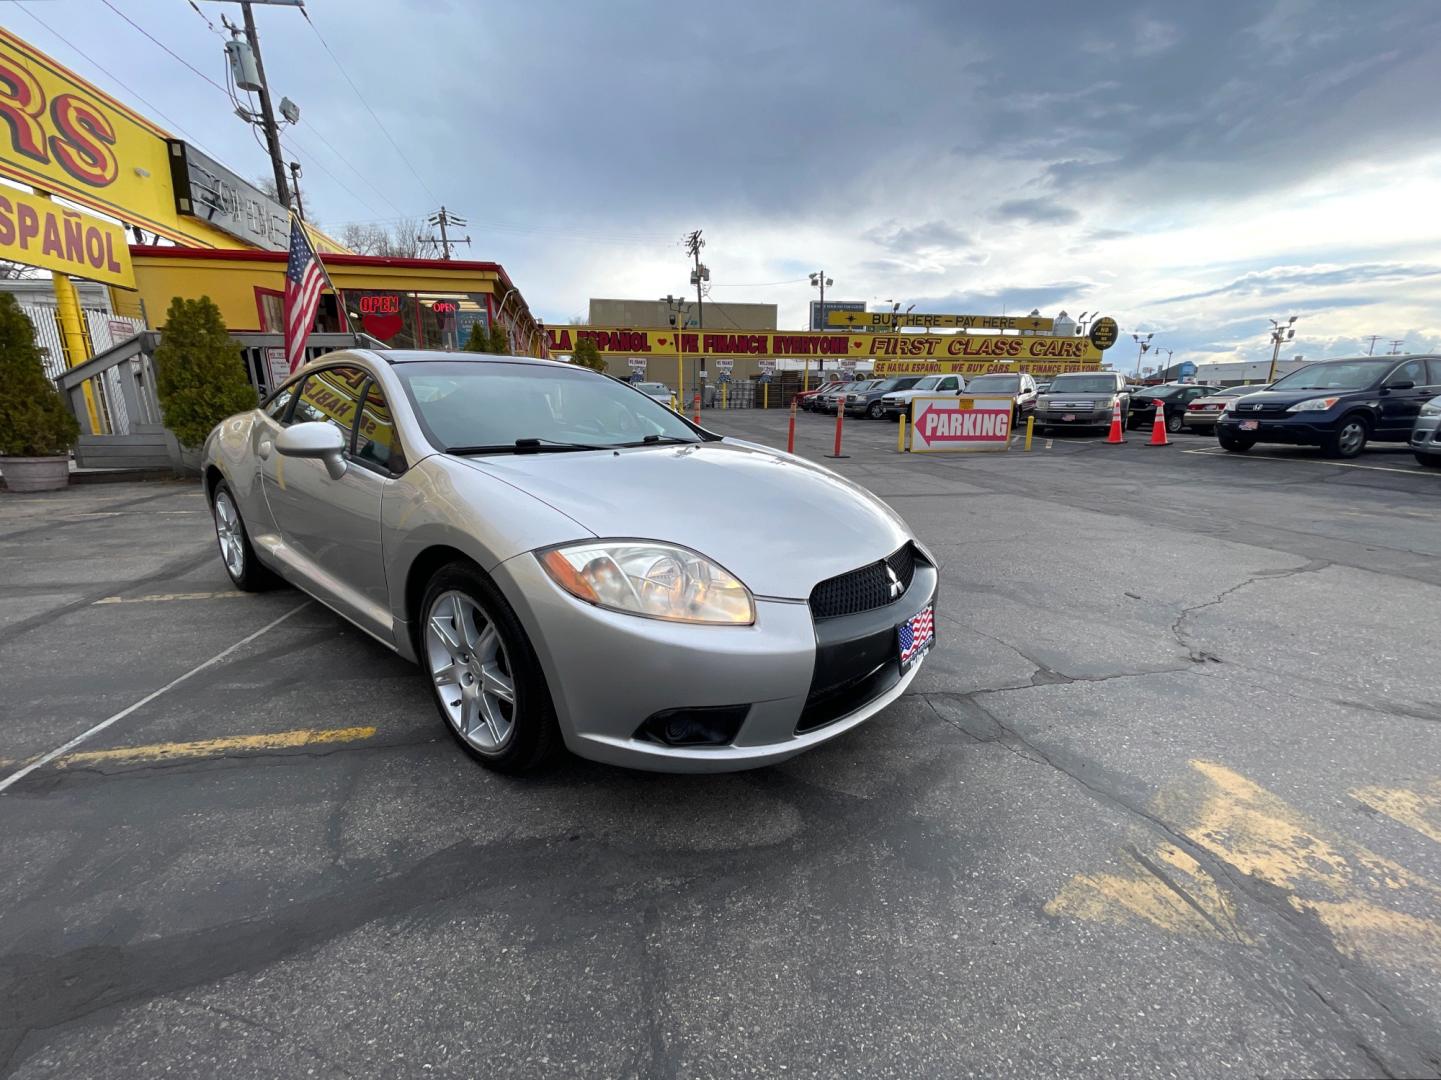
[425,590,516,752]
[214,491,245,580]
[1338,420,1366,456]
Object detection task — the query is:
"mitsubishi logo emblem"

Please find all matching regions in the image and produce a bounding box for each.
[885,565,903,600]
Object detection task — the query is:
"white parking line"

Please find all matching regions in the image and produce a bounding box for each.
[0,601,311,795]
[1181,447,1437,476]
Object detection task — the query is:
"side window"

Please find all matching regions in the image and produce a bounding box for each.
[1388,360,1425,386]
[938,377,959,392]
[290,366,367,445]
[1427,359,1441,386]
[263,382,296,420]
[354,381,406,474]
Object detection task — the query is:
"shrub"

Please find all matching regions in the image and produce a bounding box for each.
[154,296,257,448]
[0,293,78,456]
[570,338,607,372]
[464,318,491,352]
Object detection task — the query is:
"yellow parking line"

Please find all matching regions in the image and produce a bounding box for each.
[93,591,247,605]
[1181,447,1438,476]
[0,726,377,773]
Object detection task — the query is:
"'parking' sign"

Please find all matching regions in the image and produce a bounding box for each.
[909,395,1014,453]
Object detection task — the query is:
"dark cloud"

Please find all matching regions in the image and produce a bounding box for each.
[991,199,1081,226]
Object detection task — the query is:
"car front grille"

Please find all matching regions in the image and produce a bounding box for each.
[1046,401,1102,411]
[809,544,917,620]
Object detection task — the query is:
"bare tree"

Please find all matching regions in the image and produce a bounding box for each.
[0,261,36,280]
[339,218,425,258]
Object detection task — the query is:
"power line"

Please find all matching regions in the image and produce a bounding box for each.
[708,278,810,288]
[298,7,439,206]
[100,0,228,95]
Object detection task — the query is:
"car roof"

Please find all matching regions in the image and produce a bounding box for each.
[368,349,569,369]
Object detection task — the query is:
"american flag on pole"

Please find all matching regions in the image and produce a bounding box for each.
[898,606,935,666]
[284,216,326,373]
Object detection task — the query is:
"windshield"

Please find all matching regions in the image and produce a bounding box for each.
[966,375,1021,393]
[911,376,941,390]
[1269,360,1391,391]
[396,361,703,452]
[1047,375,1116,394]
[636,383,668,393]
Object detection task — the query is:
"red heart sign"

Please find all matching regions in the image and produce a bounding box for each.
[656,337,668,345]
[362,310,404,342]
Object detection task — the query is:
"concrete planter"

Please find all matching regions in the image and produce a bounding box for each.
[0,455,70,492]
[164,432,204,477]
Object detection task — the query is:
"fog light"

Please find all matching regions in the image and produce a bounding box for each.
[636,705,750,747]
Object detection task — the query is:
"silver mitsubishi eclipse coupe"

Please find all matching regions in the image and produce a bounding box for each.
[203,351,937,774]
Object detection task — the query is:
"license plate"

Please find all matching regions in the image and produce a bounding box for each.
[898,606,935,670]
[1062,413,1076,421]
[1239,420,1259,431]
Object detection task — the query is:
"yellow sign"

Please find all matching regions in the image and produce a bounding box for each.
[0,188,134,288]
[875,357,1102,378]
[0,28,240,249]
[826,311,1054,331]
[545,326,1101,363]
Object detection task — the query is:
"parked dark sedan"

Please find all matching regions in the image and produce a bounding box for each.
[1216,356,1441,458]
[1128,384,1222,433]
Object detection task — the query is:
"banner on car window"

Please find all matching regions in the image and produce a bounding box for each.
[908,395,1015,454]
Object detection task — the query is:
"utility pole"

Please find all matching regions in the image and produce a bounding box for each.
[425,207,470,260]
[220,1,303,210]
[1389,339,1405,355]
[686,230,707,390]
[288,161,305,220]
[810,272,834,388]
[1132,332,1153,380]
[240,2,289,208]
[1365,334,1380,356]
[1267,316,1298,383]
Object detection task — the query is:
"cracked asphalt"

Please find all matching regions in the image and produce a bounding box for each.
[2,412,1440,1078]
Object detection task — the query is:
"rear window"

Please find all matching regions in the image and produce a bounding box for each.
[966,374,1021,393]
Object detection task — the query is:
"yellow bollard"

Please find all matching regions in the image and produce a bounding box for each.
[897,412,908,453]
[670,394,678,412]
[763,382,769,410]
[1024,415,1035,451]
[721,384,728,410]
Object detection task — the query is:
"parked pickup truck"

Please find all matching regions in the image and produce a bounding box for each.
[1033,371,1131,433]
[845,376,924,419]
[879,374,967,420]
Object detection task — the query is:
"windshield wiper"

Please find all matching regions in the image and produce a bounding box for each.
[621,434,698,447]
[446,437,609,455]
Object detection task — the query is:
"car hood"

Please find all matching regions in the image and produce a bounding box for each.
[1038,391,1114,402]
[454,440,911,599]
[1228,388,1366,407]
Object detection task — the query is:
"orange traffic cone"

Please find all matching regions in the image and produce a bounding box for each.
[1105,400,1126,444]
[1148,401,1171,446]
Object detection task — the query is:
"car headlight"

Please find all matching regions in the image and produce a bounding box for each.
[1286,397,1341,412]
[1421,400,1441,417]
[540,541,755,625]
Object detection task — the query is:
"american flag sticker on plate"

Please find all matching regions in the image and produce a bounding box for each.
[899,606,935,667]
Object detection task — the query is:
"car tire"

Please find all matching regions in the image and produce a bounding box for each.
[1217,432,1254,453]
[420,561,561,774]
[1166,412,1184,433]
[211,480,280,592]
[1321,415,1370,459]
[865,402,881,419]
[1415,451,1441,469]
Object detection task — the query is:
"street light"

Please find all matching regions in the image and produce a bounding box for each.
[1154,347,1174,377]
[1267,316,1298,383]
[808,272,833,389]
[1132,332,1154,380]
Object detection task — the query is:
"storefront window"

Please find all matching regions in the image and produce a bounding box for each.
[340,290,490,351]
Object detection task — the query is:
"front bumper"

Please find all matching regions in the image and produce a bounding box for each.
[495,551,937,772]
[1035,410,1108,428]
[1410,417,1440,448]
[1216,415,1333,445]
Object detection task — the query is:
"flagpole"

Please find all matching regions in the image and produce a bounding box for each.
[296,214,351,333]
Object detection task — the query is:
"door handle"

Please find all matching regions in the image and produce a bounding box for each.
[258,439,273,460]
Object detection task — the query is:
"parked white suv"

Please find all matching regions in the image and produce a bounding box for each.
[879,374,966,420]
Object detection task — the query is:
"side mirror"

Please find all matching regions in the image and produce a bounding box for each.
[275,421,348,480]
[1383,379,1415,391]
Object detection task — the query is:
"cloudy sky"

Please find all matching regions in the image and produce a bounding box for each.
[12,0,1441,367]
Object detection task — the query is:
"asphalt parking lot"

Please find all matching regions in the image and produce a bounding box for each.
[3,411,1441,1079]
